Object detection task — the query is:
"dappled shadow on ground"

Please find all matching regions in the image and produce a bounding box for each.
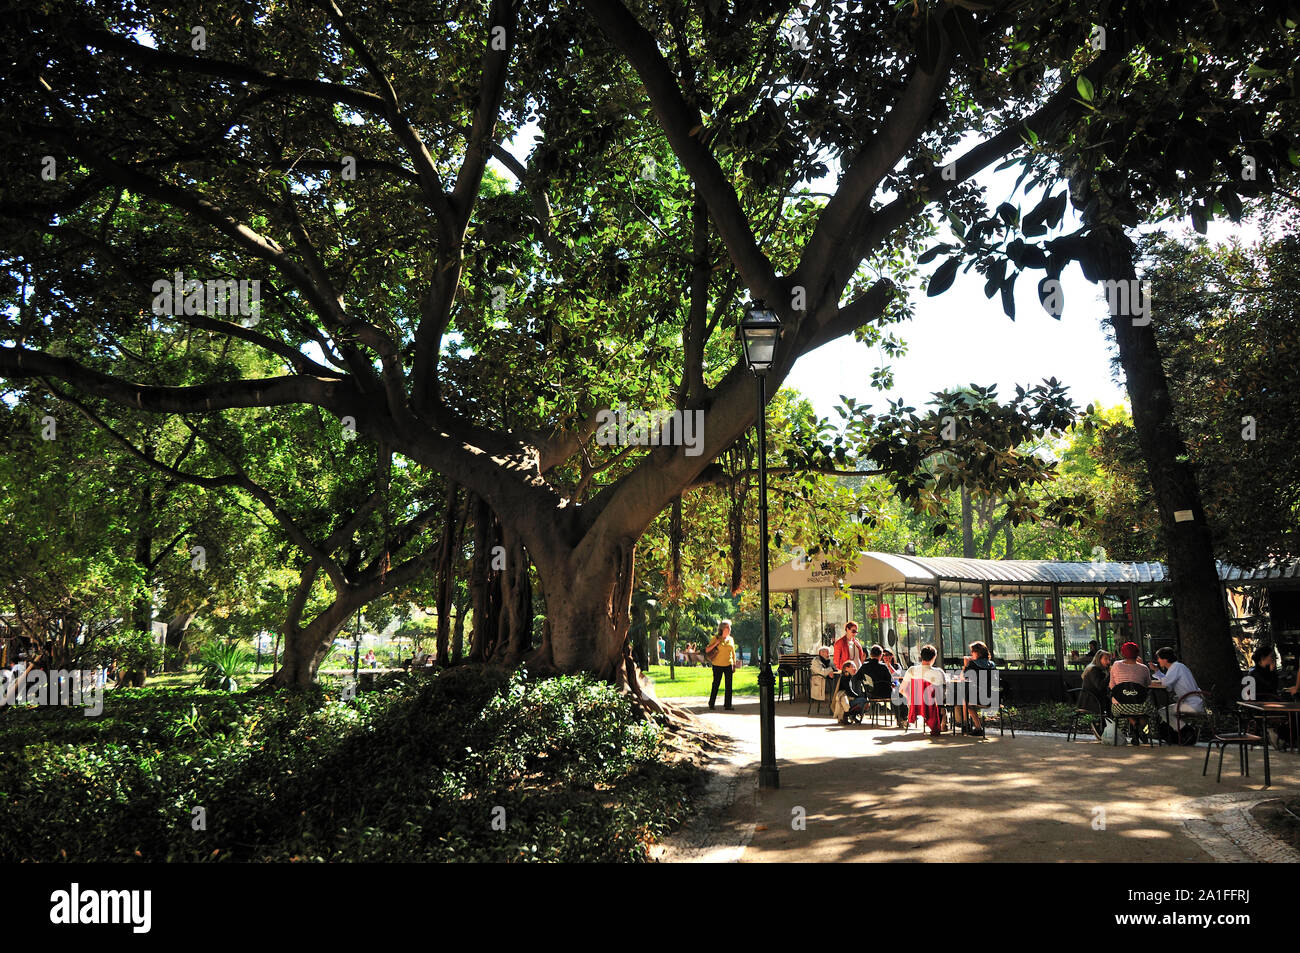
[689,701,1296,863]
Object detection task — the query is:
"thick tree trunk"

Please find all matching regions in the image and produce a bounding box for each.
[494,524,533,666]
[960,486,976,559]
[467,495,499,663]
[528,534,679,720]
[451,594,468,662]
[163,610,198,672]
[131,464,154,646]
[1088,225,1240,698]
[275,594,364,686]
[434,483,460,665]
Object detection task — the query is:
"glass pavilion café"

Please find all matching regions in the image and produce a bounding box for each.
[768,551,1300,701]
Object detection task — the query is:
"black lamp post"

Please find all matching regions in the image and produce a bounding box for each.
[740,301,781,790]
[352,608,362,681]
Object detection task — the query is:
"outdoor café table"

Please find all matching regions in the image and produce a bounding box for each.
[944,670,970,734]
[1237,700,1300,751]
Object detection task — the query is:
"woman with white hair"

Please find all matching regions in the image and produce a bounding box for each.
[810,643,836,705]
[811,643,836,678]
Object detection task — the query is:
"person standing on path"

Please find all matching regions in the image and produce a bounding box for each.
[833,621,865,670]
[707,620,737,711]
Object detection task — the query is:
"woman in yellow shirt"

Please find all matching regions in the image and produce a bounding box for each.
[706,620,737,711]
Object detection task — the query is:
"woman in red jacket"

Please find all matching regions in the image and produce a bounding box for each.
[833,621,865,670]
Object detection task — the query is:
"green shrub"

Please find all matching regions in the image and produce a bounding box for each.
[0,666,699,862]
[197,642,254,691]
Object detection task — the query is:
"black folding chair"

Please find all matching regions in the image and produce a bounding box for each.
[1067,688,1107,742]
[1110,682,1159,746]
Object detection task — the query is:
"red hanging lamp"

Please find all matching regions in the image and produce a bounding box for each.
[879,603,892,619]
[1099,605,1112,622]
[970,596,985,616]
[1044,598,1054,616]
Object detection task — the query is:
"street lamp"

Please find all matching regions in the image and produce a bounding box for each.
[740,300,781,790]
[352,607,362,681]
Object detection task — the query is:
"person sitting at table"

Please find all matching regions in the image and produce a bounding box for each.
[861,645,892,696]
[899,645,946,737]
[1149,647,1204,742]
[861,645,902,725]
[811,644,837,693]
[1082,640,1101,664]
[833,621,866,670]
[834,661,871,722]
[958,641,997,736]
[1250,645,1282,700]
[1081,650,1113,714]
[1251,645,1297,747]
[1110,641,1153,745]
[881,649,904,717]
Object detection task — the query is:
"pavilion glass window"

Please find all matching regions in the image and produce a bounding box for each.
[1058,593,1099,663]
[939,582,986,665]
[1007,587,1057,671]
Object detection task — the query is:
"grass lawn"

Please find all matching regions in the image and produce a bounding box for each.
[646,664,761,698]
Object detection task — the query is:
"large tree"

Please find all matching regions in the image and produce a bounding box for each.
[1,0,1295,700]
[1084,228,1300,567]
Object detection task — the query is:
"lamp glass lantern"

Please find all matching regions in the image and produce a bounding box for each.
[740,303,782,374]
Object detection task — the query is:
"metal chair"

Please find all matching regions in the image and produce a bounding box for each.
[868,694,898,727]
[776,662,794,701]
[956,668,1012,738]
[1110,682,1159,747]
[1067,688,1108,742]
[900,677,944,735]
[808,672,832,715]
[1203,731,1270,786]
[990,674,1015,737]
[1169,689,1214,745]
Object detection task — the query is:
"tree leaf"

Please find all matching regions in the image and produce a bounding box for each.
[941,7,983,64]
[927,257,961,296]
[1000,272,1017,319]
[917,10,944,74]
[1076,76,1095,101]
[917,244,951,265]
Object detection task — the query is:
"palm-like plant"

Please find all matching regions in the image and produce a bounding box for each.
[198,641,254,691]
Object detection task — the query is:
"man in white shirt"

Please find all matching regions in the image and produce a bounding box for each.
[1150,647,1203,732]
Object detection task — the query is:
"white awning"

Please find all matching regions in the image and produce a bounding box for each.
[767,550,1297,592]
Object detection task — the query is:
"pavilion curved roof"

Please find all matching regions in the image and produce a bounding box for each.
[767,551,1300,592]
